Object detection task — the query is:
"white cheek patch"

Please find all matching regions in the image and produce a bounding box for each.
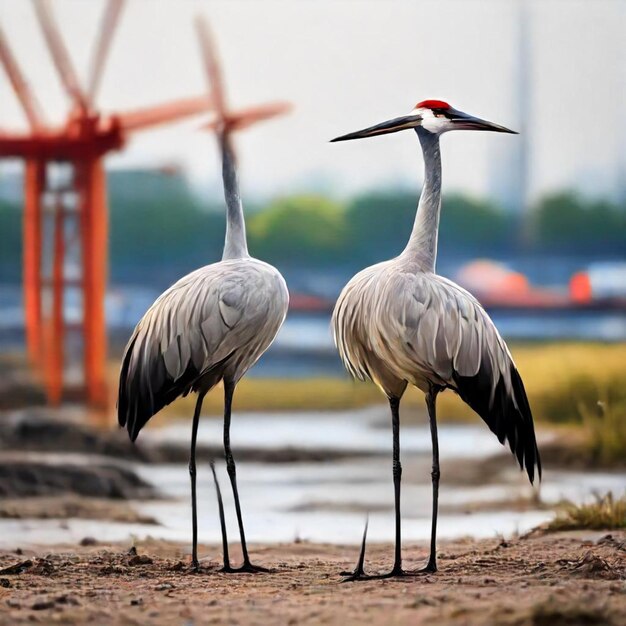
[414,108,453,134]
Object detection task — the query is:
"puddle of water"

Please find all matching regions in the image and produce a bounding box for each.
[1,409,624,548]
[146,407,507,459]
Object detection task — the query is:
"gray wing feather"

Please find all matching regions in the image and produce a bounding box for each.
[397,274,540,482]
[333,267,540,482]
[118,260,288,441]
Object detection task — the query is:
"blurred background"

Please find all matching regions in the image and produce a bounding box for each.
[0,0,624,551]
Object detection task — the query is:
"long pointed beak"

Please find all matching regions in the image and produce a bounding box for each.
[449,109,517,134]
[330,114,422,142]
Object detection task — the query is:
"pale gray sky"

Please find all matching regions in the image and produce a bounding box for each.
[0,0,624,202]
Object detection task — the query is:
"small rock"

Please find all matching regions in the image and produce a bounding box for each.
[128,546,138,556]
[169,561,186,572]
[80,537,97,547]
[155,582,175,591]
[129,554,153,566]
[30,559,55,575]
[130,598,143,606]
[0,578,11,588]
[31,600,55,611]
[15,548,23,555]
[55,595,80,606]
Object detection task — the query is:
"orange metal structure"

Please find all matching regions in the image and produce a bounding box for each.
[194,16,291,157]
[0,0,213,408]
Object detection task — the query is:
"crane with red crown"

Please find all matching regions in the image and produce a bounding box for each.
[331,99,541,580]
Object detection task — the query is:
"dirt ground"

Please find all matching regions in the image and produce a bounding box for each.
[0,531,623,625]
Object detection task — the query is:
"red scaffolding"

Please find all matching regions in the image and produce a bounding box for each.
[0,3,290,412]
[0,0,212,409]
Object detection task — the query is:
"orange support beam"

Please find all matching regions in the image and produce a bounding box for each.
[80,157,108,408]
[45,195,65,405]
[3,8,279,415]
[23,159,44,367]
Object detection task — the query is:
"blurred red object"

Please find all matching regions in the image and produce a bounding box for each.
[455,260,567,308]
[570,272,592,303]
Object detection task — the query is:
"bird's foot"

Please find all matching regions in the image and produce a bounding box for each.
[342,562,437,582]
[342,565,408,582]
[342,518,370,581]
[411,560,437,575]
[341,564,369,582]
[220,561,271,574]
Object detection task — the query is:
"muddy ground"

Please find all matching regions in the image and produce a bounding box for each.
[0,532,623,625]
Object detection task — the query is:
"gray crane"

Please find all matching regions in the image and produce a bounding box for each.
[331,99,541,581]
[117,132,289,573]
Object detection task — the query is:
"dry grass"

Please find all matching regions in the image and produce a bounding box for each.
[154,342,626,421]
[546,493,626,532]
[578,396,626,466]
[148,342,626,466]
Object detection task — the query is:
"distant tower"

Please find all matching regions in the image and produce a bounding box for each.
[488,0,531,234]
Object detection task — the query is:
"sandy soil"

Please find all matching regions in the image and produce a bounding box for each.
[0,532,623,625]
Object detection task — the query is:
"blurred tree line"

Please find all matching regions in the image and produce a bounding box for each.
[0,170,625,283]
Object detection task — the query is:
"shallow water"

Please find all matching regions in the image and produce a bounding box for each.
[2,407,624,549]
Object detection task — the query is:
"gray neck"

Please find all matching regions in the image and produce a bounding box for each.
[401,130,442,272]
[220,134,249,260]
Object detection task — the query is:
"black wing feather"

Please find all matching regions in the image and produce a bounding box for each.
[117,344,202,442]
[452,363,542,484]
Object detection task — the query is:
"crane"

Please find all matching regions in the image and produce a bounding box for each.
[331,99,541,580]
[117,16,291,573]
[117,131,288,573]
[117,17,290,573]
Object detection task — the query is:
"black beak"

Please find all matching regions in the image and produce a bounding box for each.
[448,108,517,134]
[330,114,423,142]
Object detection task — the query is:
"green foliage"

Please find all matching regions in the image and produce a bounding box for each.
[439,193,510,247]
[1,169,625,281]
[344,190,511,263]
[108,171,225,280]
[547,493,626,531]
[248,195,346,265]
[533,191,626,251]
[0,200,21,281]
[345,190,417,261]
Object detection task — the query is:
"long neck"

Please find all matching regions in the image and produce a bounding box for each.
[220,134,249,260]
[401,130,442,272]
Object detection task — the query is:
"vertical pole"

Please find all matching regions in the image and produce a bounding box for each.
[23,159,44,368]
[79,156,108,409]
[46,192,64,405]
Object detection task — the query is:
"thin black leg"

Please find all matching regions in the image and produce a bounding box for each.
[210,460,231,571]
[342,389,442,582]
[223,380,268,573]
[423,386,441,573]
[342,396,405,581]
[390,396,403,574]
[189,392,205,571]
